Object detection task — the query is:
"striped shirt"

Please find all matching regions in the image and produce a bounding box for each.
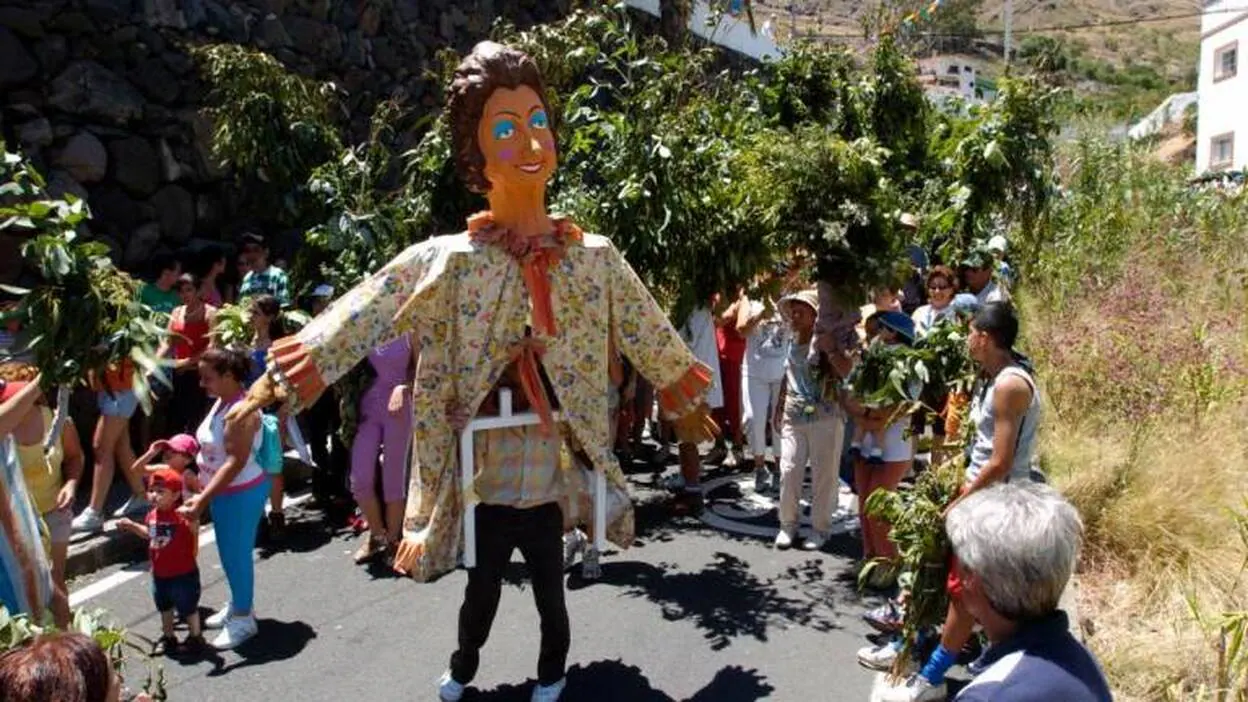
[239,266,291,307]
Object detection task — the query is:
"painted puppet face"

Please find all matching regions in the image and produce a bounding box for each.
[476,85,556,191]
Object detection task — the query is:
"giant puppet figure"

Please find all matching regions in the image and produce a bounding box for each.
[230,42,715,700]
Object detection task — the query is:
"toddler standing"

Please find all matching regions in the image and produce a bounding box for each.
[117,469,202,655]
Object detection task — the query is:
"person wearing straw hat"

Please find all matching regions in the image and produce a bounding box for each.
[772,289,846,551]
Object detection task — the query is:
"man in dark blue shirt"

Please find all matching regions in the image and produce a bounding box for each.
[947,483,1112,702]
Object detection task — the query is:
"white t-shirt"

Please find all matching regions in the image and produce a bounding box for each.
[742,301,788,382]
[682,307,724,409]
[912,303,958,338]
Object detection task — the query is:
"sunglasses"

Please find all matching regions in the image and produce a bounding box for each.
[928,283,952,291]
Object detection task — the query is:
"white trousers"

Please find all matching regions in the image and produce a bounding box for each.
[778,413,846,534]
[741,374,783,456]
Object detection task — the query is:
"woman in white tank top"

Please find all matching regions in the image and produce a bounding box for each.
[181,347,266,651]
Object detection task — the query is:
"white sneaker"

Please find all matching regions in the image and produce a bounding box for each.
[774,528,795,550]
[877,673,946,702]
[113,496,150,518]
[438,671,465,702]
[71,508,104,533]
[204,604,232,630]
[563,529,587,569]
[857,640,901,671]
[531,678,566,702]
[723,450,740,469]
[802,531,830,551]
[211,612,257,650]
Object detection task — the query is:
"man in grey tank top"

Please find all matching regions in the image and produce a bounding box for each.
[876,301,1043,702]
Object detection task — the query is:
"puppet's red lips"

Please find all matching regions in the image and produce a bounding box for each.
[517,163,544,173]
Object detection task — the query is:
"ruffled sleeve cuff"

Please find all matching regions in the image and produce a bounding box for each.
[268,337,327,411]
[657,361,713,420]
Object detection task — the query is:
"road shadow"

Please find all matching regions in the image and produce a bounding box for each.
[577,551,840,650]
[465,659,773,701]
[257,509,336,560]
[204,619,316,676]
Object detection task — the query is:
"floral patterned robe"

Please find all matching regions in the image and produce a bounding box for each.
[267,217,709,581]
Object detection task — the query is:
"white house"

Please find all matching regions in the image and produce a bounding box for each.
[1196,0,1247,173]
[625,0,784,61]
[918,56,980,100]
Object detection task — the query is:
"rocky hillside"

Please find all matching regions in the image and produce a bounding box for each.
[755,0,1200,89]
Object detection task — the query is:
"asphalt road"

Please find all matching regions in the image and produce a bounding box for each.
[70,463,884,702]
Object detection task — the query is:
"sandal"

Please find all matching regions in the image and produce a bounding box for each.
[153,634,179,657]
[353,534,387,564]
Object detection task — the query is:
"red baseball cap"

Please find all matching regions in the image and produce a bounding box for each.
[152,434,200,456]
[147,468,184,494]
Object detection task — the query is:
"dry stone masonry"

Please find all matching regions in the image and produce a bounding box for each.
[0,0,572,283]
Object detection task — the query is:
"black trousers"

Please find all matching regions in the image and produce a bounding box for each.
[449,502,570,686]
[303,393,349,503]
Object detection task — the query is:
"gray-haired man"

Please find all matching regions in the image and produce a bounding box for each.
[947,482,1111,701]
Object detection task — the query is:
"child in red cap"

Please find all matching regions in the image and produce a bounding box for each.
[131,434,202,500]
[116,468,202,654]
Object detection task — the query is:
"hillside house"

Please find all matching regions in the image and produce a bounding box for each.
[1197,0,1248,173]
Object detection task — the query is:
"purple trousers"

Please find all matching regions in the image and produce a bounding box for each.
[350,405,411,503]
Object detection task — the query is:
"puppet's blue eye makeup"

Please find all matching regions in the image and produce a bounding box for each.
[492,119,517,141]
[529,111,549,130]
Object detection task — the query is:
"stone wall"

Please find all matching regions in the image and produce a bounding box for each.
[0,0,572,283]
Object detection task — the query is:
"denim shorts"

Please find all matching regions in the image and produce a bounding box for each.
[151,570,201,617]
[97,389,139,418]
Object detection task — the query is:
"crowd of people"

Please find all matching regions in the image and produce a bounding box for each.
[0,41,1110,702]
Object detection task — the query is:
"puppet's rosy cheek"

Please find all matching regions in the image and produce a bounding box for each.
[498,148,516,162]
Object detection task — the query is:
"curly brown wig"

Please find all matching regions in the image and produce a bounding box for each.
[447,41,556,193]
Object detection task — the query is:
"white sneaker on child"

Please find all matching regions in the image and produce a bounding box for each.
[531,678,566,702]
[211,612,257,650]
[438,671,466,702]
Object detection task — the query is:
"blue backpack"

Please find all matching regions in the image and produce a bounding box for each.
[255,413,283,475]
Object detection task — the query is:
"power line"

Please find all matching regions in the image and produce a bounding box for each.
[985,6,1248,35]
[801,5,1248,40]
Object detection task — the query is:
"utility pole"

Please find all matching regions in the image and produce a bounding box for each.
[1003,0,1013,64]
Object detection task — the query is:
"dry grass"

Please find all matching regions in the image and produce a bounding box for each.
[1045,414,1248,700]
[1025,144,1248,698]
